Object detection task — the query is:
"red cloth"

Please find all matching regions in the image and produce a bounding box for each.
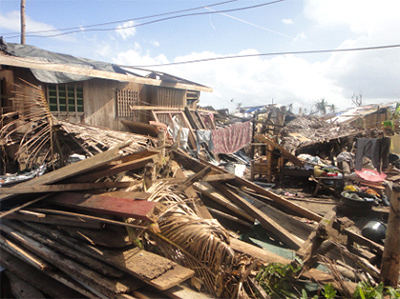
[211,121,252,154]
[355,168,387,182]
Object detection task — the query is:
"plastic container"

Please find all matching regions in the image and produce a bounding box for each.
[340,191,376,209]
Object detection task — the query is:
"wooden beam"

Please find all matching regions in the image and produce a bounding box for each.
[157,173,235,184]
[230,238,357,295]
[0,146,124,202]
[0,235,49,271]
[172,149,385,254]
[0,181,141,194]
[68,153,159,183]
[380,182,400,287]
[175,166,211,192]
[0,223,138,297]
[254,134,304,166]
[47,192,159,221]
[193,182,255,223]
[0,250,85,299]
[0,54,212,92]
[296,209,336,266]
[4,220,123,279]
[211,182,304,250]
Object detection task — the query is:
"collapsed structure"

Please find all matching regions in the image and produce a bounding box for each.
[1,42,399,298]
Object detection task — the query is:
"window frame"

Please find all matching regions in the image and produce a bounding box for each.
[47,83,84,116]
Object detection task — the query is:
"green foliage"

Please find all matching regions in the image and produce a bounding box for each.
[322,283,337,299]
[255,262,302,298]
[382,102,400,131]
[353,282,400,299]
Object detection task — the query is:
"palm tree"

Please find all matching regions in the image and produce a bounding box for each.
[314,98,327,115]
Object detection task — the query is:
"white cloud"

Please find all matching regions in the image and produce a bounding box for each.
[282,19,294,25]
[294,32,307,42]
[115,20,137,40]
[110,1,399,113]
[113,49,168,67]
[0,10,57,33]
[150,40,160,47]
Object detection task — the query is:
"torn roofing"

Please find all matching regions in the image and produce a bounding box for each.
[0,39,212,91]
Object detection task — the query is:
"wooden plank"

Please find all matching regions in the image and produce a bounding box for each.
[162,284,216,299]
[0,181,140,194]
[184,106,201,130]
[4,211,104,229]
[193,182,255,223]
[2,256,84,299]
[296,209,336,266]
[5,220,123,279]
[95,246,195,291]
[0,54,213,92]
[0,250,97,298]
[157,173,235,184]
[175,166,211,192]
[172,150,385,254]
[121,120,159,137]
[0,235,50,271]
[30,208,147,230]
[254,134,304,166]
[0,194,52,219]
[6,271,46,299]
[47,192,158,221]
[0,223,139,297]
[0,146,124,202]
[21,222,193,291]
[211,182,304,250]
[171,160,213,220]
[230,238,357,295]
[68,153,159,183]
[380,182,400,287]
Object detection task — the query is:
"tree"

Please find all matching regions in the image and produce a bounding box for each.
[352,93,362,107]
[313,98,327,115]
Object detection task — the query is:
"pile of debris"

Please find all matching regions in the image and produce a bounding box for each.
[1,85,399,298]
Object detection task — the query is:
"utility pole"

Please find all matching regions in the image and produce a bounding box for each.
[21,0,26,44]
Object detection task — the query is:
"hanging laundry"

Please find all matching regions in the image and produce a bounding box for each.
[355,137,391,172]
[211,121,252,154]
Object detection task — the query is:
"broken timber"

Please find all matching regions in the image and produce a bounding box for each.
[46,192,159,221]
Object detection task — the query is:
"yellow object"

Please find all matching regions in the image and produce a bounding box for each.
[314,166,324,177]
[344,185,358,192]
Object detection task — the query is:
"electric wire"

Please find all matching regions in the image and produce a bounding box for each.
[3,0,285,39]
[124,43,400,68]
[1,0,239,37]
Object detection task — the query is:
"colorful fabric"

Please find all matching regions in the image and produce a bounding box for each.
[211,121,252,154]
[355,168,387,182]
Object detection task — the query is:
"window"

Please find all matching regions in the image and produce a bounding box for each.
[116,89,139,117]
[48,84,83,113]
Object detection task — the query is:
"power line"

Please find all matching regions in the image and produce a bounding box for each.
[4,0,285,39]
[123,44,400,68]
[1,0,239,37]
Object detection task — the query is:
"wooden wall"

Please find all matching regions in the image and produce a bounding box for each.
[84,79,145,131]
[2,66,193,132]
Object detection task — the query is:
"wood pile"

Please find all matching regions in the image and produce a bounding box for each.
[1,125,397,298]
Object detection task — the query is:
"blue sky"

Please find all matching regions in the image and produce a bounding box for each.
[1,0,399,113]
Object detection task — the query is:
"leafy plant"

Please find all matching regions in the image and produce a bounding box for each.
[353,281,400,299]
[255,262,302,298]
[382,102,400,132]
[322,283,337,299]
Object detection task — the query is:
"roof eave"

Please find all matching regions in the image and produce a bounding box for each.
[0,53,213,93]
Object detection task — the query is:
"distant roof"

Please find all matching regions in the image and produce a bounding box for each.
[0,39,212,92]
[328,103,396,124]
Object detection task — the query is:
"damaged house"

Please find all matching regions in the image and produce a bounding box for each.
[0,39,212,132]
[0,41,399,298]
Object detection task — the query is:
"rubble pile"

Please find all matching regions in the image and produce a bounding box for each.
[279,115,360,153]
[1,99,400,298]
